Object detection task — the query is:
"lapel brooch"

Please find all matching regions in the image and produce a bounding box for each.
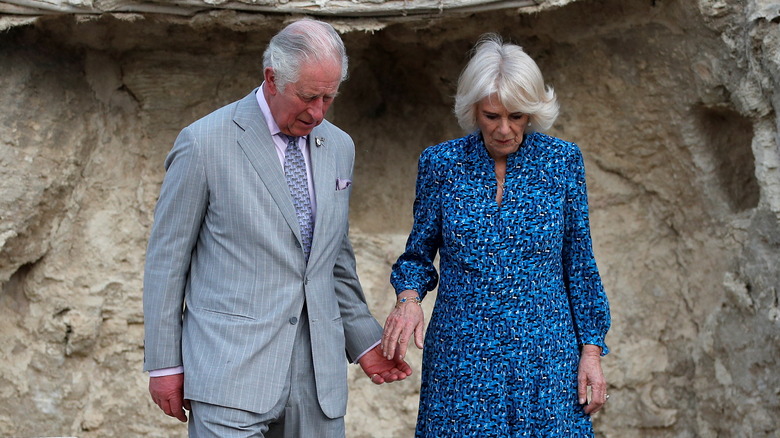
[315,136,324,147]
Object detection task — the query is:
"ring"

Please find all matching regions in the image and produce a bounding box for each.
[606,394,610,400]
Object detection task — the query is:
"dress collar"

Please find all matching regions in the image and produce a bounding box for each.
[468,131,531,172]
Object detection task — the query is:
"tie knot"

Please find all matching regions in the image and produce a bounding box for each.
[282,134,299,147]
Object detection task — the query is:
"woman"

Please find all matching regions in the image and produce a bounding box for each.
[382,34,611,437]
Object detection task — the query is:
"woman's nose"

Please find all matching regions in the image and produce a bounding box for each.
[498,119,512,134]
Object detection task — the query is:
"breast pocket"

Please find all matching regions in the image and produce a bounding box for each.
[332,182,351,220]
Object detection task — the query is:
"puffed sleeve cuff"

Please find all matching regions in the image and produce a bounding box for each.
[390,261,439,301]
[392,284,427,300]
[581,336,609,356]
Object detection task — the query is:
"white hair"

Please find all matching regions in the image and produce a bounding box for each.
[454,34,559,132]
[262,19,349,91]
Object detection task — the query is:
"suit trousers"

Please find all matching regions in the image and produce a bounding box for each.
[188,304,346,438]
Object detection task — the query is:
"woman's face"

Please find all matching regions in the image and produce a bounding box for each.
[475,96,529,160]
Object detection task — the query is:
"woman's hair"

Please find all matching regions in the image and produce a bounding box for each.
[454,34,559,132]
[262,19,349,91]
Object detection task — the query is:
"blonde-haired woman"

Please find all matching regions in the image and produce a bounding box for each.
[382,34,611,437]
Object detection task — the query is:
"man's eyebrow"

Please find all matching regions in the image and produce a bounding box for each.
[298,90,340,100]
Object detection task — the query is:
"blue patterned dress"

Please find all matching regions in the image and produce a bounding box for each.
[391,131,611,437]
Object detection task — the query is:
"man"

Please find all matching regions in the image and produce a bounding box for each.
[143,19,411,437]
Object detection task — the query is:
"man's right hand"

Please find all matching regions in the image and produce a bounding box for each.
[149,374,190,422]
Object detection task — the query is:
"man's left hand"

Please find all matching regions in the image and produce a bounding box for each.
[358,344,413,385]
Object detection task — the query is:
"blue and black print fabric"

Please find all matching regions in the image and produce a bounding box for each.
[391,131,611,437]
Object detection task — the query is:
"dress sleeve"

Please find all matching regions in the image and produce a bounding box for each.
[390,147,443,300]
[562,145,611,355]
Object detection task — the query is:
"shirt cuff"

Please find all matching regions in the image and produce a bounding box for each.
[353,340,381,364]
[148,366,184,377]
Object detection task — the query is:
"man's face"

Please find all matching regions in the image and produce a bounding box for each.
[265,60,342,137]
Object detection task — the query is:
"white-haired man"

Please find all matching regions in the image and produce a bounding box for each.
[143,18,411,437]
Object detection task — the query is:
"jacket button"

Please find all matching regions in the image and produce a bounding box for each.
[289,317,298,325]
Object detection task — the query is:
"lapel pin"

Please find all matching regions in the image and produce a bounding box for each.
[315,137,324,147]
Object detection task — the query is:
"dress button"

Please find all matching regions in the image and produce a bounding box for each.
[289,317,298,325]
[304,278,309,285]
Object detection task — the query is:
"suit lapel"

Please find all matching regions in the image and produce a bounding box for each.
[233,90,302,243]
[309,125,336,260]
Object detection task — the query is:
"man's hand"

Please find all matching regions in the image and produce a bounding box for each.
[149,374,190,422]
[359,344,413,385]
[381,290,425,360]
[578,345,608,415]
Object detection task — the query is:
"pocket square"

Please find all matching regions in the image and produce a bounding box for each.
[336,178,352,191]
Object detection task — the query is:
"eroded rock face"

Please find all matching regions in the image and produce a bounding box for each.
[1,0,778,436]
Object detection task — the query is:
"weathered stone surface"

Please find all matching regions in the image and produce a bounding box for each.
[1,0,779,436]
[0,0,540,20]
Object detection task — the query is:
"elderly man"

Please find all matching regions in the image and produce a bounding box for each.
[143,18,411,437]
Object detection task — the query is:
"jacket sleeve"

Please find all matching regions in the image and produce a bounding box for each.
[143,126,208,371]
[333,229,383,362]
[330,134,383,362]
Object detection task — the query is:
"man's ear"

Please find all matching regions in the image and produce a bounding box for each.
[264,67,277,94]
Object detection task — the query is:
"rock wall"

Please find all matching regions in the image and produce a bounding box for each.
[1,0,779,436]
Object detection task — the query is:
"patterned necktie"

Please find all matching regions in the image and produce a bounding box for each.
[283,135,314,261]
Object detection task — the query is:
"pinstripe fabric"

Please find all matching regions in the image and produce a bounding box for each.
[143,89,383,419]
[188,307,345,437]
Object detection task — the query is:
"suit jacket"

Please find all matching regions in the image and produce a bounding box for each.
[143,89,383,418]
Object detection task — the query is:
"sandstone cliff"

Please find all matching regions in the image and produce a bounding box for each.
[1,0,779,436]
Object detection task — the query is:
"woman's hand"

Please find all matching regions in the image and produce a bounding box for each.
[578,344,608,415]
[381,290,425,360]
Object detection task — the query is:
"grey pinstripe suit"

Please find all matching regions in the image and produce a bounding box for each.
[143,89,383,419]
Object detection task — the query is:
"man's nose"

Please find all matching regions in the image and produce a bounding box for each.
[307,98,326,121]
